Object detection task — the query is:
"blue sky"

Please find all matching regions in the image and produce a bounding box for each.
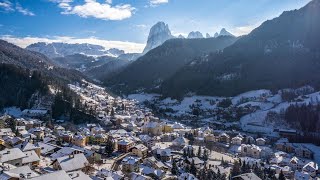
[0,0,311,52]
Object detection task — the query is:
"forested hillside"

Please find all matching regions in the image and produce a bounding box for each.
[0,64,47,109]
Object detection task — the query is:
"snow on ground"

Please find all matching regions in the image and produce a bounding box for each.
[160,97,178,104]
[237,101,274,111]
[293,143,320,165]
[240,91,320,134]
[48,85,58,95]
[168,96,222,115]
[232,89,271,105]
[127,93,160,103]
[267,94,282,103]
[3,107,22,117]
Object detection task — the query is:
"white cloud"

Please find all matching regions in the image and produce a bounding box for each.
[0,0,13,11]
[232,23,261,36]
[149,0,169,6]
[52,0,135,21]
[1,35,145,53]
[0,1,35,16]
[16,3,35,16]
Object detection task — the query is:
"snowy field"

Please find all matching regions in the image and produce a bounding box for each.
[128,87,320,135]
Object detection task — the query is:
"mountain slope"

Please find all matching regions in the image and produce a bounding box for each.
[26,42,124,58]
[161,0,320,98]
[0,64,48,109]
[0,40,85,83]
[52,53,119,70]
[105,36,237,94]
[84,59,130,80]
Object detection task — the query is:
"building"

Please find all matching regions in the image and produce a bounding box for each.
[72,134,86,147]
[231,136,243,145]
[241,144,261,159]
[93,133,108,144]
[295,146,313,159]
[142,122,163,136]
[139,135,157,148]
[53,153,89,172]
[22,109,50,120]
[233,173,262,180]
[22,150,40,167]
[0,165,39,180]
[302,161,318,178]
[172,136,188,147]
[131,144,148,158]
[121,156,140,173]
[118,139,135,153]
[31,170,72,180]
[218,133,230,143]
[256,138,266,146]
[14,141,41,156]
[0,148,27,166]
[162,123,173,133]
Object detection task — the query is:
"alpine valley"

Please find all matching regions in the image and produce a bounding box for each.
[1,1,320,180]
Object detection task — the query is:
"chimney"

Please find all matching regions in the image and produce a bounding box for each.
[69,154,74,159]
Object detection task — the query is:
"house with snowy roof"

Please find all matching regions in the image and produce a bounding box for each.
[52,153,89,172]
[0,165,39,180]
[121,156,140,173]
[172,136,188,147]
[71,134,86,147]
[31,170,72,180]
[302,161,318,177]
[131,144,148,158]
[231,136,243,145]
[50,147,83,160]
[118,138,135,153]
[96,169,124,180]
[0,148,27,166]
[142,121,163,136]
[22,109,50,120]
[240,144,262,159]
[21,150,40,167]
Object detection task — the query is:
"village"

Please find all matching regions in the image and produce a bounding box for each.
[0,81,319,180]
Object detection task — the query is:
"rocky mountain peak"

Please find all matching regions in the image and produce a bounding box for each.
[219,28,234,37]
[187,31,204,39]
[143,21,173,54]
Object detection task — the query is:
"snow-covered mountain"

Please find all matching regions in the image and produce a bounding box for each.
[142,22,174,54]
[26,42,125,59]
[206,33,211,38]
[216,28,235,37]
[187,31,204,39]
[214,32,219,38]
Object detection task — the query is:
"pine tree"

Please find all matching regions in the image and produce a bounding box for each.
[105,137,114,157]
[110,108,115,117]
[279,170,285,180]
[197,146,202,157]
[190,159,197,176]
[202,148,208,161]
[241,160,246,173]
[231,160,241,177]
[183,148,188,158]
[185,164,190,173]
[197,168,206,180]
[171,160,179,175]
